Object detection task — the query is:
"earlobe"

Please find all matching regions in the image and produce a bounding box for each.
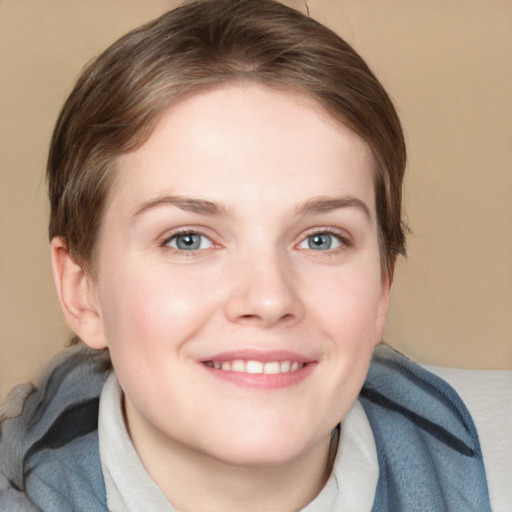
[50,237,108,350]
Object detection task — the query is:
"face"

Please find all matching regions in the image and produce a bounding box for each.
[90,83,390,468]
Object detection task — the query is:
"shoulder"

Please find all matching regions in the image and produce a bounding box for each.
[0,345,110,511]
[361,344,493,511]
[25,431,107,511]
[423,363,512,512]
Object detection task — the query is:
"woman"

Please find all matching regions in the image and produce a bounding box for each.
[0,1,506,510]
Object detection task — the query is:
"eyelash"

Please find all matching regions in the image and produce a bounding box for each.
[159,227,351,255]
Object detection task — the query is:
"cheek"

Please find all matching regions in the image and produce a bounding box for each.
[307,266,384,339]
[98,262,217,353]
[97,264,220,412]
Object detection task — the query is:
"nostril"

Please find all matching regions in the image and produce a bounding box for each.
[239,314,259,321]
[237,314,268,326]
[223,285,305,327]
[238,312,295,325]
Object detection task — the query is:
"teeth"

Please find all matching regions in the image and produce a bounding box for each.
[206,360,304,374]
[231,360,245,372]
[264,362,280,374]
[246,360,264,374]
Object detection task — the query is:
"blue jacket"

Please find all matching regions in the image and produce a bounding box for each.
[0,345,491,511]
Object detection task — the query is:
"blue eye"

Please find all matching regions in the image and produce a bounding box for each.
[299,232,342,251]
[167,232,213,251]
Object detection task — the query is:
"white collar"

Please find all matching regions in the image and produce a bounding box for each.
[98,372,378,512]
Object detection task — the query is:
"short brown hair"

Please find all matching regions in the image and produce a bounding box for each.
[48,0,406,276]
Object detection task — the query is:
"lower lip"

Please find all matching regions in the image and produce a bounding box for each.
[200,362,317,389]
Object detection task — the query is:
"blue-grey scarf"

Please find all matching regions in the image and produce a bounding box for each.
[361,345,491,512]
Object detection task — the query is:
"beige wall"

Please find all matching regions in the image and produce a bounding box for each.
[1,0,511,401]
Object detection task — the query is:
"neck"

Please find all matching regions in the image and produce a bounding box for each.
[126,403,337,511]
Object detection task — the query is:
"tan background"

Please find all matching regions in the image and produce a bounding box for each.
[1,0,511,401]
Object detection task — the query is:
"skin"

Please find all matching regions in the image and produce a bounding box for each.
[51,83,391,511]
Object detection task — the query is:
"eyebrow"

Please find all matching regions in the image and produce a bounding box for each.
[294,196,372,220]
[133,195,229,219]
[132,194,371,221]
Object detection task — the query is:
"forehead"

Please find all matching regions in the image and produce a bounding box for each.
[109,83,375,216]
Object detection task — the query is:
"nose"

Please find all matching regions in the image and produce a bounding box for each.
[223,252,305,328]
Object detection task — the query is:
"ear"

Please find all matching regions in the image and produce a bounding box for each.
[50,237,108,350]
[373,269,393,347]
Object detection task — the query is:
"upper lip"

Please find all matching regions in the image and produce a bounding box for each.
[200,349,314,364]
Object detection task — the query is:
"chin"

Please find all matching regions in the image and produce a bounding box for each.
[210,444,305,468]
[199,422,321,468]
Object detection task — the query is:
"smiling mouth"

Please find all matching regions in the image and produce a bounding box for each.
[200,350,315,389]
[203,359,305,374]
